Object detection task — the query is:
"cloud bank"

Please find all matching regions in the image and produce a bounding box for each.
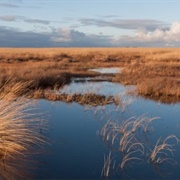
[0,22,180,47]
[0,26,113,47]
[0,15,51,24]
[115,22,180,47]
[79,18,167,31]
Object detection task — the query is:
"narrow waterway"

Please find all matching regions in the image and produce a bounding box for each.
[29,73,180,179]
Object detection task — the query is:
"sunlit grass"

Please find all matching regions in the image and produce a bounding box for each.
[101,151,115,177]
[100,110,179,177]
[150,135,180,164]
[0,82,46,179]
[0,47,179,103]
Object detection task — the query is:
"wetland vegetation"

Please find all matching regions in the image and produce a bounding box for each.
[0,47,179,103]
[0,48,179,179]
[0,82,45,179]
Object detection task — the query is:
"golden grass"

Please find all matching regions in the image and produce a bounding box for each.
[101,151,115,177]
[0,82,45,179]
[120,149,143,169]
[30,88,114,106]
[114,63,180,102]
[150,135,179,163]
[0,47,180,103]
[100,114,179,176]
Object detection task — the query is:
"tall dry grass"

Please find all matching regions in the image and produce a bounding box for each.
[0,82,45,179]
[100,115,180,177]
[0,48,180,103]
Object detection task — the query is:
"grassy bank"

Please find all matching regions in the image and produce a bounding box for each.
[113,49,180,102]
[0,48,179,103]
[0,82,45,179]
[31,90,114,106]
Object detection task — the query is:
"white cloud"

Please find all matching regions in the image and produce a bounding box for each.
[135,22,180,42]
[0,26,114,47]
[165,22,180,41]
[51,28,85,42]
[0,22,180,47]
[25,19,50,25]
[79,18,166,31]
[50,28,113,47]
[115,22,180,46]
[0,15,51,25]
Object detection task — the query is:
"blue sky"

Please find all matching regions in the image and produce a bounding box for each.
[0,0,180,47]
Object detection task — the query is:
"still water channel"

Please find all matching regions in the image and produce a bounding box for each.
[28,68,180,179]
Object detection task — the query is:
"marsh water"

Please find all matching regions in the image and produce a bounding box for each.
[89,67,122,74]
[28,68,180,179]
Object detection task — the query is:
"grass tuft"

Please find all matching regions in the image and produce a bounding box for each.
[0,82,46,179]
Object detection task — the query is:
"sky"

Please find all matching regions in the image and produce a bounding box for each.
[0,0,180,47]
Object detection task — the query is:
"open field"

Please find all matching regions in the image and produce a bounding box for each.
[0,48,179,103]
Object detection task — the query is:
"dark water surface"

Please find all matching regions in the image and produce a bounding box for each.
[30,80,180,179]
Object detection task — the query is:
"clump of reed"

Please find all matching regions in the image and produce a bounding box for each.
[100,112,180,178]
[147,135,180,177]
[100,115,157,174]
[101,115,158,149]
[0,82,46,179]
[150,135,179,164]
[101,151,116,177]
[33,90,114,106]
[120,145,144,169]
